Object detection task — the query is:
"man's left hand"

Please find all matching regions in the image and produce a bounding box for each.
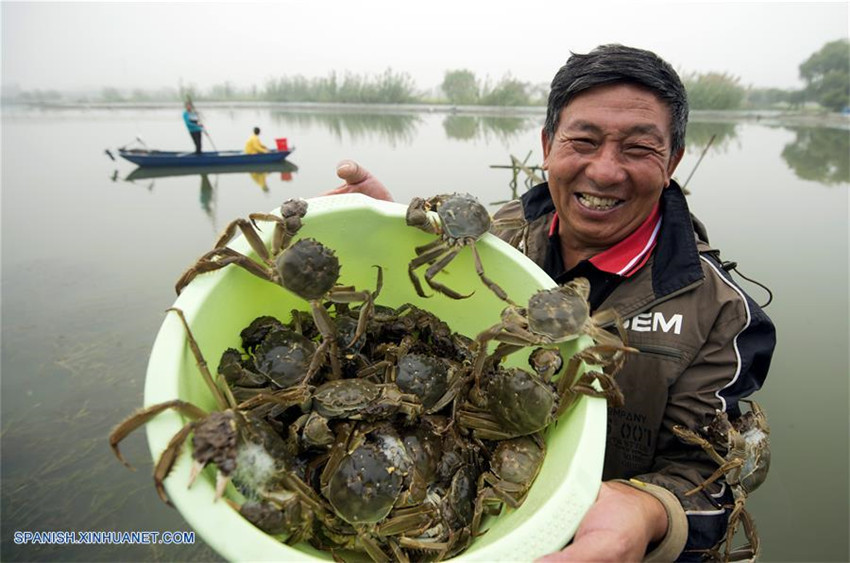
[535,481,668,562]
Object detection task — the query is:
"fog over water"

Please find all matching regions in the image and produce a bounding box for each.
[2,2,848,93]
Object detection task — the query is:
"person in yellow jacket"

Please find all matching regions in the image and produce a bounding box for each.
[244,127,269,154]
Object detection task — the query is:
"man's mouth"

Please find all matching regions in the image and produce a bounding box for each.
[577,193,623,211]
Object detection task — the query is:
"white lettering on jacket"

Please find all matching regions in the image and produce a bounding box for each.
[624,312,683,335]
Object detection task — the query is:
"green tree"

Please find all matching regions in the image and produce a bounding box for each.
[100,87,125,102]
[799,39,850,111]
[480,76,530,106]
[683,72,745,110]
[441,70,479,105]
[745,87,793,109]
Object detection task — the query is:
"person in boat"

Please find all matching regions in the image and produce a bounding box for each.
[245,127,270,154]
[325,44,776,562]
[183,101,204,154]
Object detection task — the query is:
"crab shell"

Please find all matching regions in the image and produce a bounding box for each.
[395,353,450,410]
[490,436,546,486]
[485,367,558,437]
[527,287,590,342]
[275,238,340,300]
[436,193,492,240]
[326,442,404,524]
[252,329,316,389]
[239,315,286,353]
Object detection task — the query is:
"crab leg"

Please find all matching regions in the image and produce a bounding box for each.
[424,248,473,299]
[175,248,250,294]
[327,269,380,350]
[167,307,236,410]
[109,399,207,469]
[469,244,515,305]
[175,247,277,294]
[153,422,196,505]
[214,218,272,262]
[408,244,449,298]
[307,300,343,380]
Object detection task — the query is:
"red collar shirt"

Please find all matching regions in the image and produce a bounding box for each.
[543,202,662,311]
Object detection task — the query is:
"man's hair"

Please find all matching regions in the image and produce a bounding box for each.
[253,127,261,135]
[544,44,689,153]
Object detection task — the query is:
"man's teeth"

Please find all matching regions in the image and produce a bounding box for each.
[578,193,621,210]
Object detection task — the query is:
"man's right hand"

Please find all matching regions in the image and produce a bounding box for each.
[323,159,394,202]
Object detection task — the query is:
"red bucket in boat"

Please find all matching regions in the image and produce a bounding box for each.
[275,138,288,151]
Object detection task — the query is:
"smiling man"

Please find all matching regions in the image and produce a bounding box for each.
[328,44,776,562]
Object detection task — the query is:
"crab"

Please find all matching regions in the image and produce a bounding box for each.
[458,346,625,441]
[392,353,466,414]
[175,198,309,294]
[218,327,317,396]
[672,400,771,561]
[229,466,346,547]
[276,238,383,379]
[311,378,423,422]
[395,425,486,560]
[405,193,515,304]
[322,442,403,524]
[472,434,546,534]
[108,308,308,505]
[471,277,630,386]
[312,424,440,562]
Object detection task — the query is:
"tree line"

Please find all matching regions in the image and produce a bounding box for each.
[7,40,848,112]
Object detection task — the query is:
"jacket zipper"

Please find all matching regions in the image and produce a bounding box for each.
[632,344,684,359]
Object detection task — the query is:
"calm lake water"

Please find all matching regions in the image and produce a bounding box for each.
[1,104,848,562]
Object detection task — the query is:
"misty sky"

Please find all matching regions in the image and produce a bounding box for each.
[2,1,848,93]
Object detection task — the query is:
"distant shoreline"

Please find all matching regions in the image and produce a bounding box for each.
[5,100,848,129]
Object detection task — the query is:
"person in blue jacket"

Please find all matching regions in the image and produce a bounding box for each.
[183,101,204,154]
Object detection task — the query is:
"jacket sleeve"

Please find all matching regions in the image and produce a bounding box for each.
[632,257,776,560]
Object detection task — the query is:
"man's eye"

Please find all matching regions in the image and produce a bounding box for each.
[625,145,655,155]
[570,138,597,149]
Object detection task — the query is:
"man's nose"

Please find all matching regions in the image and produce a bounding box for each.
[585,144,627,186]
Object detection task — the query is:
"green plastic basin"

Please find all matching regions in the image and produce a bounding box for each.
[144,193,606,561]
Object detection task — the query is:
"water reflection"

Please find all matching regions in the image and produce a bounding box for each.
[686,120,739,152]
[123,161,298,182]
[118,161,299,231]
[443,115,478,139]
[780,127,850,185]
[269,110,421,147]
[443,115,535,141]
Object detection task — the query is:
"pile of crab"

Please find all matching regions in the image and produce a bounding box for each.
[110,195,633,562]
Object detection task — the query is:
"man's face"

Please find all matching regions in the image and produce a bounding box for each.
[542,83,684,253]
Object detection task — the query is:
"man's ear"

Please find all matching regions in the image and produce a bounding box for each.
[541,128,551,170]
[667,147,685,179]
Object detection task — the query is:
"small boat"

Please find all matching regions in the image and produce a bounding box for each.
[118,148,292,168]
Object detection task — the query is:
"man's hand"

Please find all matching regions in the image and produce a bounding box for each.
[536,481,668,562]
[323,159,394,202]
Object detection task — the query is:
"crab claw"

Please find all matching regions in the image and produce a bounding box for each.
[187,459,206,488]
[215,471,231,501]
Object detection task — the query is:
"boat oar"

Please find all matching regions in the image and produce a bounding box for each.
[681,134,716,194]
[104,149,115,161]
[203,128,218,152]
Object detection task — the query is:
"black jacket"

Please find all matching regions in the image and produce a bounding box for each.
[492,180,776,558]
